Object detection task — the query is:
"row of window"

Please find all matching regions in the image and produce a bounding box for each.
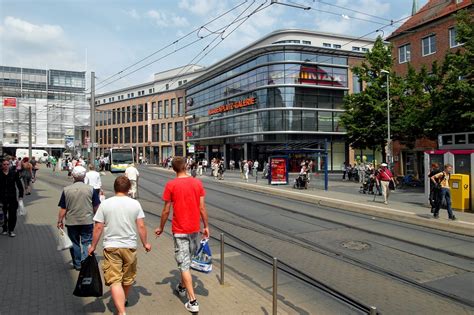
[187,51,348,96]
[97,122,183,145]
[398,27,463,63]
[188,63,348,108]
[321,42,369,52]
[188,109,345,140]
[95,98,184,126]
[188,87,346,121]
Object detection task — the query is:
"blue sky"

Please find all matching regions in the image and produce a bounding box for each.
[0,0,427,92]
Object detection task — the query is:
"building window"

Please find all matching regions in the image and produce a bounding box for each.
[131,92,134,97]
[398,44,411,63]
[124,127,130,143]
[333,44,341,49]
[165,83,169,90]
[178,97,184,116]
[132,105,137,122]
[132,126,137,143]
[183,80,187,84]
[302,40,311,45]
[323,43,331,48]
[167,122,172,142]
[352,46,360,51]
[449,27,463,48]
[138,125,143,142]
[175,122,183,141]
[361,48,369,52]
[152,124,159,142]
[138,104,144,122]
[149,88,153,94]
[161,124,166,142]
[126,106,130,123]
[422,34,436,56]
[178,80,182,86]
[117,108,121,124]
[352,74,362,94]
[158,101,163,119]
[171,98,176,117]
[164,100,169,118]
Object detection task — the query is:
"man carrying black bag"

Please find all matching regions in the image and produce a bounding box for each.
[88,176,151,315]
[73,253,102,297]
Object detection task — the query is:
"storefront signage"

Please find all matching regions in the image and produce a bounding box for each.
[208,97,256,115]
[3,98,17,108]
[299,65,344,87]
[270,157,288,185]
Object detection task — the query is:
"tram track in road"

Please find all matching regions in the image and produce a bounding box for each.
[39,170,474,313]
[37,173,371,315]
[136,167,474,312]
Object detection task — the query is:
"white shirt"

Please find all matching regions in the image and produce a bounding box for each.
[93,196,145,248]
[125,166,139,181]
[84,170,102,189]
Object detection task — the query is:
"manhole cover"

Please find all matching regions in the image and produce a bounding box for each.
[340,240,371,251]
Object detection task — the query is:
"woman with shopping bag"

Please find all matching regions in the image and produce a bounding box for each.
[0,157,25,237]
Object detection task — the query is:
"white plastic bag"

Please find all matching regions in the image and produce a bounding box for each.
[57,228,73,251]
[17,199,27,216]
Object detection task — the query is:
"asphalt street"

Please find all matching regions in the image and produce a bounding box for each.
[39,166,474,314]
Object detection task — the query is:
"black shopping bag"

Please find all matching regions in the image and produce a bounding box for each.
[73,254,103,297]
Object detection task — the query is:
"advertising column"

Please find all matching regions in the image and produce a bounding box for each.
[269,156,289,185]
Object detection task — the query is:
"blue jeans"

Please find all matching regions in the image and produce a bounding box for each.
[66,224,93,268]
[435,188,454,218]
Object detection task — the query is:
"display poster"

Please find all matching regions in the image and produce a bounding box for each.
[270,157,288,185]
[3,98,16,108]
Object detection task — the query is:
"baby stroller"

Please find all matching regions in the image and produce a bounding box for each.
[294,173,309,189]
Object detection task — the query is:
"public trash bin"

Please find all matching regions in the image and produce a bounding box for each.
[449,174,471,212]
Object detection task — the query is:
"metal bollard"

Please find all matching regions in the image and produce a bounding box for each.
[370,306,377,315]
[272,257,278,315]
[220,233,225,285]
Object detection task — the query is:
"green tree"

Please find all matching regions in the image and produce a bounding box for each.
[425,10,474,136]
[340,36,395,160]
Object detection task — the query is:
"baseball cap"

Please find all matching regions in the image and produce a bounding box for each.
[72,166,87,178]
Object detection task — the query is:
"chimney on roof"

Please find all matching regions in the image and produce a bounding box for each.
[412,0,419,15]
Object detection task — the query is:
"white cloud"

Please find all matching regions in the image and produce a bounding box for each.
[314,0,391,36]
[178,0,227,16]
[0,16,83,70]
[124,8,140,19]
[147,9,189,28]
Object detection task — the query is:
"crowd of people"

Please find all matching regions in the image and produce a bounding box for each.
[56,157,208,313]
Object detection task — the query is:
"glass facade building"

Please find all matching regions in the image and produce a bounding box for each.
[186,30,373,171]
[0,66,88,157]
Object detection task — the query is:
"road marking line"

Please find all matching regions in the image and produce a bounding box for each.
[212,251,241,260]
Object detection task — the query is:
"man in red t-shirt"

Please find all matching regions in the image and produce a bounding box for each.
[155,157,209,313]
[376,163,394,205]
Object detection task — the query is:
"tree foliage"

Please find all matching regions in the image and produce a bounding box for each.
[342,10,473,152]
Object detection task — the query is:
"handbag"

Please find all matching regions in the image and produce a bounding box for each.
[389,180,395,190]
[190,238,213,273]
[57,228,73,251]
[17,199,27,216]
[73,254,103,297]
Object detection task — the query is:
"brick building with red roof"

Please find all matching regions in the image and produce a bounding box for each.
[385,0,472,177]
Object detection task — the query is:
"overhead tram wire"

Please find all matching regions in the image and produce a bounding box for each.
[94,1,274,118]
[89,0,249,92]
[159,0,270,93]
[94,1,273,93]
[309,0,392,22]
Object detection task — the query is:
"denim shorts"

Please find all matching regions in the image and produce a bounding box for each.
[173,233,199,272]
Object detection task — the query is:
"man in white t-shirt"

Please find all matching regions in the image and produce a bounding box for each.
[84,164,102,195]
[88,176,151,315]
[125,164,139,199]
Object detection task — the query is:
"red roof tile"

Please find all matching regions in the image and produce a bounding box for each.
[387,0,472,40]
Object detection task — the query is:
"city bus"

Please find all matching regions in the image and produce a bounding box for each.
[105,147,134,172]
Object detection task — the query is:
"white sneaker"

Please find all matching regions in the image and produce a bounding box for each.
[175,283,187,298]
[1,231,8,235]
[9,232,16,237]
[185,300,199,312]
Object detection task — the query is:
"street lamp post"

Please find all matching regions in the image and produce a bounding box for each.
[381,69,391,166]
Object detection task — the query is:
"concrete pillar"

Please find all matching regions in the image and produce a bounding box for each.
[244,143,248,160]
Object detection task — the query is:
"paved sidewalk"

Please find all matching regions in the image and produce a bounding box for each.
[0,177,291,314]
[152,166,474,236]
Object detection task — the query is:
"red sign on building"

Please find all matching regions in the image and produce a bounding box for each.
[3,98,17,108]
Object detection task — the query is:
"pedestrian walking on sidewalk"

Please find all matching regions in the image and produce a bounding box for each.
[243,160,249,182]
[125,163,139,199]
[430,164,456,220]
[57,166,100,270]
[30,157,38,183]
[376,163,394,205]
[85,164,102,196]
[21,157,33,195]
[155,157,210,313]
[88,176,151,315]
[0,157,24,237]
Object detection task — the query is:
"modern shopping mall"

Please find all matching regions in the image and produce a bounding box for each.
[185,29,375,171]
